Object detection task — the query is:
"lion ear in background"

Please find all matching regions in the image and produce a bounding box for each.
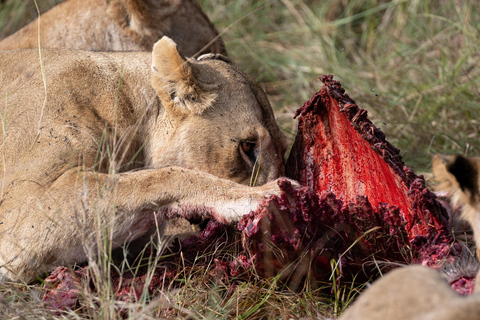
[433,155,479,209]
[150,36,216,116]
[433,154,480,267]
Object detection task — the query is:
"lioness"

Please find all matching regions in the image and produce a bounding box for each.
[0,0,226,56]
[339,154,480,320]
[0,37,290,282]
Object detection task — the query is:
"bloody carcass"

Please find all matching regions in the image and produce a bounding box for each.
[239,75,469,288]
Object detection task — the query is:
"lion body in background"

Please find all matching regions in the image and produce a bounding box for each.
[0,0,226,56]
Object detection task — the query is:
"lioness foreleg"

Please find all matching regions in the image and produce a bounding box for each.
[0,166,286,282]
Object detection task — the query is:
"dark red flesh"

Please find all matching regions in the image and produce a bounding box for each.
[451,277,476,296]
[42,266,85,310]
[42,220,235,310]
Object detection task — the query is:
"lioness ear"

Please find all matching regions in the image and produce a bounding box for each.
[433,154,479,203]
[151,36,216,115]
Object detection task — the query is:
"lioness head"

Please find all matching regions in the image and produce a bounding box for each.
[146,37,287,185]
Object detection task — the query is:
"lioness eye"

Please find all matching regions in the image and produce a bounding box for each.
[239,141,256,165]
[241,142,254,154]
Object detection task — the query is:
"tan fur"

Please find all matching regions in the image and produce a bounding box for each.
[0,0,226,56]
[339,154,480,319]
[0,37,290,282]
[151,37,217,115]
[433,155,480,260]
[433,155,480,223]
[339,265,480,320]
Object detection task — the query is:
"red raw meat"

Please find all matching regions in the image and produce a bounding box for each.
[288,75,462,259]
[286,75,450,242]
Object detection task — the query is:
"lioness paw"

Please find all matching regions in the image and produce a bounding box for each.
[214,178,301,224]
[260,177,301,193]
